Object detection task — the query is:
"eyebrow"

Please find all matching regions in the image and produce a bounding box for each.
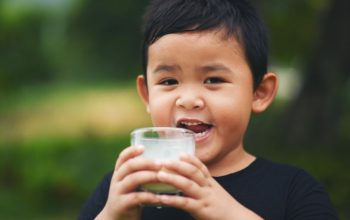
[152,64,181,74]
[151,63,233,75]
[199,63,232,74]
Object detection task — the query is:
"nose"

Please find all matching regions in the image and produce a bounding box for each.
[175,92,204,110]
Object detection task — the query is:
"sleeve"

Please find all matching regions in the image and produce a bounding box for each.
[285,169,339,220]
[78,172,113,220]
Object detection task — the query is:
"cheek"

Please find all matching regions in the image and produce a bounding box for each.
[148,93,174,125]
[149,92,173,110]
[212,96,252,129]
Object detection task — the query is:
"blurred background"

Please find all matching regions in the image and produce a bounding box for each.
[0,0,349,219]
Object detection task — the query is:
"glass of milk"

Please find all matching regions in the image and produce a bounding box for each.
[131,127,195,194]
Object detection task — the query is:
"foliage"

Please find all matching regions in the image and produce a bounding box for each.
[0,0,332,92]
[0,135,128,219]
[0,0,149,94]
[0,83,151,219]
[256,0,330,66]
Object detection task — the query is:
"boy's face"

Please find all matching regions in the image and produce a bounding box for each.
[137,30,275,172]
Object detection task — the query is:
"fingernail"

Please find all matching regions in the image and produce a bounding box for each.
[135,145,144,151]
[180,153,189,159]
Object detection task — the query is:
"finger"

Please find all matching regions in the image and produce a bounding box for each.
[161,160,208,187]
[117,170,159,194]
[180,154,211,178]
[115,157,162,181]
[115,145,144,171]
[157,170,200,198]
[157,194,198,213]
[121,191,161,209]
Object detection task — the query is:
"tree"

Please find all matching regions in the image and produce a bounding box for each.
[279,0,350,148]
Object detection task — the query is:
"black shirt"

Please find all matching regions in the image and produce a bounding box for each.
[78,157,338,220]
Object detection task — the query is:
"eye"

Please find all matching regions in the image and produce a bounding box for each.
[159,78,178,85]
[204,77,225,84]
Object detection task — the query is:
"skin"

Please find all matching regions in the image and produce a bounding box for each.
[97,29,278,220]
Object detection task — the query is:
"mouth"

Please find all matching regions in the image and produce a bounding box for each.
[176,119,213,141]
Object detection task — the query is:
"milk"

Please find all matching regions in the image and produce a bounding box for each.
[131,127,195,194]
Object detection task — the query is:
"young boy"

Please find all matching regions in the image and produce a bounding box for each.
[79,0,338,219]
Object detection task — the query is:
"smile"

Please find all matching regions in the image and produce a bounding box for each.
[176,119,213,142]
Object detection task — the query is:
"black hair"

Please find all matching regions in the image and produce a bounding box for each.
[142,0,269,89]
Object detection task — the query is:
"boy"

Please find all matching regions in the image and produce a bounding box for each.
[79,0,338,219]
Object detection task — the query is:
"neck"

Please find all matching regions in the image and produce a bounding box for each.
[208,146,256,177]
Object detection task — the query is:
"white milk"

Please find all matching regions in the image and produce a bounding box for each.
[131,127,195,193]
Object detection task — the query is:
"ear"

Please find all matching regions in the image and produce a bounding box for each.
[136,75,150,113]
[252,72,278,113]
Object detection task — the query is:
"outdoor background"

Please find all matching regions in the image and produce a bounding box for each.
[0,0,349,219]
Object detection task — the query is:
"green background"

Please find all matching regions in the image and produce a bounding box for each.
[0,0,349,219]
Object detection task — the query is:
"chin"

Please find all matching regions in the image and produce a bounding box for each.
[195,149,214,165]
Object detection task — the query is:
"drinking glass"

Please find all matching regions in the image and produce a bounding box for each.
[131,127,195,194]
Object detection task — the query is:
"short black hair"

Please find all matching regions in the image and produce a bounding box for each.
[142,0,269,89]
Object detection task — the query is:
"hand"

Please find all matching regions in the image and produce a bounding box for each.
[155,154,263,220]
[96,146,162,220]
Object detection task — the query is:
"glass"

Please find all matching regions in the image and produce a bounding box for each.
[131,127,195,194]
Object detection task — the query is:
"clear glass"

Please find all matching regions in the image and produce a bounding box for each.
[131,127,195,194]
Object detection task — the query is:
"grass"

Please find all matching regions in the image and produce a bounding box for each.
[0,81,151,141]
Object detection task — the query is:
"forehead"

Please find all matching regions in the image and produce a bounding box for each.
[145,29,254,87]
[150,28,243,52]
[147,29,247,70]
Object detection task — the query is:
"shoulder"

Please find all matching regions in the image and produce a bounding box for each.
[216,156,310,185]
[257,157,303,173]
[258,158,338,219]
[216,157,315,194]
[247,157,310,183]
[257,157,315,181]
[257,157,325,194]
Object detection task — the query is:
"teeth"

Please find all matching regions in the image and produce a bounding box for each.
[195,130,208,138]
[180,121,201,126]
